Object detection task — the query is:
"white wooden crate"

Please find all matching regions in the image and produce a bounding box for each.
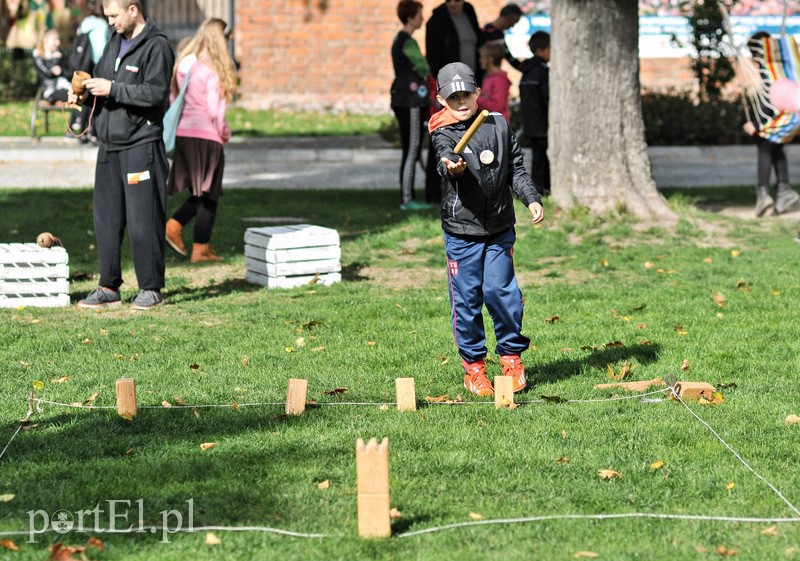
[244,225,341,289]
[0,243,70,308]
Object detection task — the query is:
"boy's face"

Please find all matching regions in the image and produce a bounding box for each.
[437,89,481,122]
[535,46,551,62]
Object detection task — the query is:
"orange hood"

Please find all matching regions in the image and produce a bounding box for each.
[427,107,461,134]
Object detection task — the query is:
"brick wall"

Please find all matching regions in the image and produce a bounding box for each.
[235,1,704,112]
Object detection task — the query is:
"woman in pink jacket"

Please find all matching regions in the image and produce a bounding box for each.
[166,18,237,262]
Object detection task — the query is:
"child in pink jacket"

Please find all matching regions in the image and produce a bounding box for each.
[478,41,511,122]
[166,18,237,263]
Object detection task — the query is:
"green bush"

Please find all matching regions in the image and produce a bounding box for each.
[641,90,749,145]
[0,48,38,102]
[380,92,752,146]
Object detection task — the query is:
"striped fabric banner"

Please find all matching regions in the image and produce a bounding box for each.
[756,36,800,144]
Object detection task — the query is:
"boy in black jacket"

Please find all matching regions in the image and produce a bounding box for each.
[70,0,174,310]
[429,62,544,397]
[519,31,550,195]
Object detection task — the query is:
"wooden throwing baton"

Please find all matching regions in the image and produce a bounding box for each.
[453,109,490,154]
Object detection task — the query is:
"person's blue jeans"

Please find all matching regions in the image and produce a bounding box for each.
[444,228,530,363]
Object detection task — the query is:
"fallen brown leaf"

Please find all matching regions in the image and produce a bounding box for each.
[544,315,560,323]
[468,512,484,520]
[713,292,726,307]
[87,536,104,551]
[716,545,737,556]
[205,532,221,545]
[598,469,620,480]
[317,480,330,490]
[424,394,450,403]
[574,551,599,559]
[323,387,348,396]
[389,507,402,519]
[556,456,570,464]
[681,359,690,372]
[199,442,218,451]
[760,525,778,536]
[52,375,69,384]
[0,539,19,551]
[785,414,800,425]
[49,544,86,561]
[500,397,518,409]
[606,362,630,380]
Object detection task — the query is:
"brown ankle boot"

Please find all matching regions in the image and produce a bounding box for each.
[191,243,224,263]
[165,218,187,256]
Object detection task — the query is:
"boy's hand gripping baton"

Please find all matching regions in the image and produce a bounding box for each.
[453,109,489,154]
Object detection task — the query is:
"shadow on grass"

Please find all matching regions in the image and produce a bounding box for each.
[0,189,420,275]
[528,343,662,386]
[0,406,355,528]
[164,277,261,303]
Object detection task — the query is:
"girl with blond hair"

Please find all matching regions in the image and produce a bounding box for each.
[166,18,237,262]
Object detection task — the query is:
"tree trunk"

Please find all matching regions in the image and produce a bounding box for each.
[549,0,676,223]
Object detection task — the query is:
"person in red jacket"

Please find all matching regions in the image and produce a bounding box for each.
[478,41,511,121]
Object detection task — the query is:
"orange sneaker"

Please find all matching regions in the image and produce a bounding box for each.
[500,355,527,393]
[462,358,494,397]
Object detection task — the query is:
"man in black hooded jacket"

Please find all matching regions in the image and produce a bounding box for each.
[71,0,174,310]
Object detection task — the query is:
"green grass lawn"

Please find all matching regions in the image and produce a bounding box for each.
[1,101,392,138]
[1,188,800,560]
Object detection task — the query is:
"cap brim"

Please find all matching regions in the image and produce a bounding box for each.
[438,82,476,99]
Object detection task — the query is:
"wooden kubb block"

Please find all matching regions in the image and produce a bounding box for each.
[395,378,416,411]
[494,376,514,408]
[673,382,716,400]
[115,378,137,420]
[285,378,308,416]
[0,243,69,308]
[244,224,341,289]
[356,437,390,538]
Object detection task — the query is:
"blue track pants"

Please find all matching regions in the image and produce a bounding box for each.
[444,228,530,362]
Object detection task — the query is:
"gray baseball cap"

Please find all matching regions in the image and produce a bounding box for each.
[437,62,477,98]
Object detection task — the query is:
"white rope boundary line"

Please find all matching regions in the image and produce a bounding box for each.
[2,387,798,539]
[668,387,800,516]
[0,396,34,463]
[396,512,800,538]
[27,388,668,413]
[0,525,330,539]
[0,514,798,541]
